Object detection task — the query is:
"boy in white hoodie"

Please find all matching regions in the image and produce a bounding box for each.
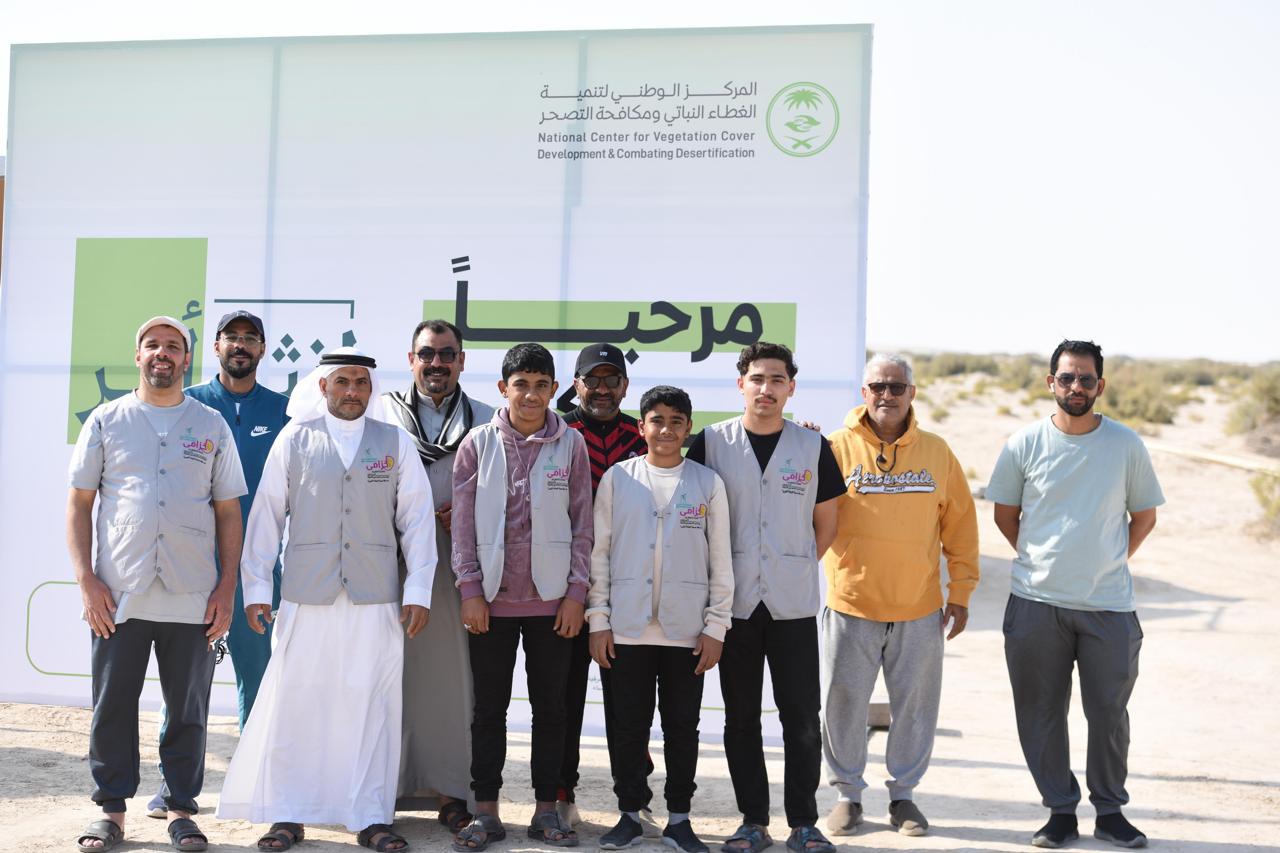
[587,386,735,853]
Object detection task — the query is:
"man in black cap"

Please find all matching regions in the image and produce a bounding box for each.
[557,343,652,830]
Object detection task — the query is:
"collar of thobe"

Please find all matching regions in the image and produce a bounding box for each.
[287,347,381,422]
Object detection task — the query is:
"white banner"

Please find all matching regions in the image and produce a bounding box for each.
[1,26,871,740]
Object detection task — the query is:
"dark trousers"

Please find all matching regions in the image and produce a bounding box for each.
[1004,595,1142,815]
[720,603,822,828]
[561,628,648,804]
[468,615,572,802]
[89,619,215,814]
[609,644,705,814]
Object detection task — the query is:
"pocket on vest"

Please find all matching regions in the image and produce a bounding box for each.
[178,525,208,538]
[362,543,395,552]
[291,542,331,551]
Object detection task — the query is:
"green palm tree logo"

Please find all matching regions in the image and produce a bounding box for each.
[767,82,839,157]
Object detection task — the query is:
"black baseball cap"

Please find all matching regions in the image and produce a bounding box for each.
[216,310,265,340]
[575,343,627,377]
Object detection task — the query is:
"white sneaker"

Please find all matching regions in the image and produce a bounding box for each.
[556,799,582,828]
[638,807,662,839]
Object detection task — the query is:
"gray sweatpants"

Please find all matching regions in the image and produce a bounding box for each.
[821,607,943,802]
[1003,594,1142,816]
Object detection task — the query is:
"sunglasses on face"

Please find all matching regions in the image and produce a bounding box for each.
[580,374,623,390]
[867,382,909,397]
[1054,372,1099,390]
[416,347,459,364]
[221,334,263,346]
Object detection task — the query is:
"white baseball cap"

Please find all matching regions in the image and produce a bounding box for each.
[136,315,192,351]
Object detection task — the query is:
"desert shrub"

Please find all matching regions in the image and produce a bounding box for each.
[996,405,1012,416]
[998,355,1043,392]
[1227,364,1280,435]
[931,406,950,422]
[972,378,992,397]
[1251,472,1280,536]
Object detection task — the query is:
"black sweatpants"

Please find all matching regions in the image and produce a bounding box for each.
[89,619,215,814]
[468,615,572,803]
[609,644,705,814]
[719,603,822,829]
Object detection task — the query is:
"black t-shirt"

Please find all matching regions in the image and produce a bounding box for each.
[686,425,845,503]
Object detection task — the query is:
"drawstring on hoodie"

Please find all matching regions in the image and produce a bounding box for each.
[875,441,899,473]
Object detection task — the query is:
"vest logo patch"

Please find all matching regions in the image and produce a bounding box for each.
[778,457,814,496]
[676,493,708,529]
[180,427,215,464]
[363,449,395,483]
[544,462,570,491]
[846,464,937,494]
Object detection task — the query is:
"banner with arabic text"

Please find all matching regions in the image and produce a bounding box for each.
[0,26,871,738]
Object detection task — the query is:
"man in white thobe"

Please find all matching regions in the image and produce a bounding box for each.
[217,348,436,853]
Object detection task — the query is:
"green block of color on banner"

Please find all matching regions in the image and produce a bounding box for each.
[67,238,208,443]
[422,295,796,357]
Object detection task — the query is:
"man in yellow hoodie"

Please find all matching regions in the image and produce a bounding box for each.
[821,353,979,838]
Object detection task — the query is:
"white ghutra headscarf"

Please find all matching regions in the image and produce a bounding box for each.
[286,347,383,422]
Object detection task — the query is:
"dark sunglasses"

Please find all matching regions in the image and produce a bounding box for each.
[581,374,623,390]
[416,347,459,364]
[1054,372,1098,390]
[867,381,909,397]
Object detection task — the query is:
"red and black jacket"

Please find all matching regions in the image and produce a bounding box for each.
[563,408,647,496]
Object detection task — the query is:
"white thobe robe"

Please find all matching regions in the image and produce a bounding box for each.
[217,413,436,831]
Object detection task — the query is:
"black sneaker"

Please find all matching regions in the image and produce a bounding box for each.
[1032,814,1079,848]
[1094,812,1147,848]
[600,814,645,850]
[662,820,709,853]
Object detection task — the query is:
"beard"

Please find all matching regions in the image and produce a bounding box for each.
[417,368,454,396]
[220,349,261,380]
[328,399,367,420]
[144,361,178,388]
[582,394,620,419]
[1055,391,1096,417]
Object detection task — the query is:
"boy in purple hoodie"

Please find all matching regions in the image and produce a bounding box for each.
[450,343,593,850]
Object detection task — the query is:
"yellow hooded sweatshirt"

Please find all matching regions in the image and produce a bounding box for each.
[823,405,980,622]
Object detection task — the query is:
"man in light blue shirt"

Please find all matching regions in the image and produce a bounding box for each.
[988,339,1163,850]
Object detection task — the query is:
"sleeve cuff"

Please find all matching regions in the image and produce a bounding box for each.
[459,580,486,601]
[945,585,974,608]
[587,612,612,633]
[402,588,432,609]
[565,582,588,604]
[242,578,273,608]
[702,623,727,642]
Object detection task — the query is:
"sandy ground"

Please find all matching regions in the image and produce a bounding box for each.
[3,380,1278,852]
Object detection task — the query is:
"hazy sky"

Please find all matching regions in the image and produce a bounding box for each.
[3,0,1277,363]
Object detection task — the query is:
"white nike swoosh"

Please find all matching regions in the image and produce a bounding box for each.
[250,426,271,437]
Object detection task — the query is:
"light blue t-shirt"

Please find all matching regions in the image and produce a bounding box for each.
[986,414,1164,612]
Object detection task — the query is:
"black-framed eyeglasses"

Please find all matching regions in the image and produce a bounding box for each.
[416,347,459,364]
[1054,372,1098,390]
[867,381,909,397]
[221,333,263,346]
[581,374,623,390]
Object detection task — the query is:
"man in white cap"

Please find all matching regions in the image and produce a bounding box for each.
[216,348,437,852]
[68,315,247,851]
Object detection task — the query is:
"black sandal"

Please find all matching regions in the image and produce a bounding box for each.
[76,819,123,852]
[257,822,304,851]
[438,800,474,834]
[527,811,578,847]
[357,823,408,851]
[167,817,209,851]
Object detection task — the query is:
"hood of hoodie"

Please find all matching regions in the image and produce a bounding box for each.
[494,405,568,444]
[845,404,920,448]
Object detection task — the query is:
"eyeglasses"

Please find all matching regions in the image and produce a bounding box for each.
[416,347,459,364]
[580,374,623,390]
[221,334,263,346]
[866,382,910,397]
[1054,372,1099,390]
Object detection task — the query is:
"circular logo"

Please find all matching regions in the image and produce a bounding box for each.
[766,82,840,157]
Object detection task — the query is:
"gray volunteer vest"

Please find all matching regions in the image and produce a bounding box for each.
[606,457,719,642]
[92,395,229,594]
[470,423,577,602]
[704,418,822,619]
[282,417,403,605]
